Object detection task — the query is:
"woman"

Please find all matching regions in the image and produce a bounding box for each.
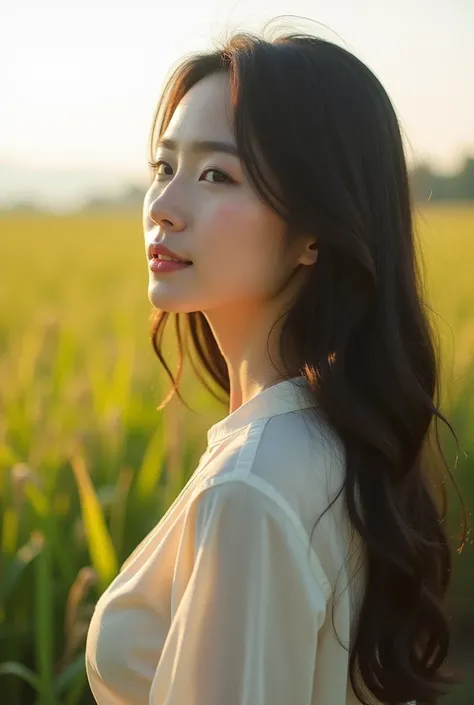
[85,22,467,705]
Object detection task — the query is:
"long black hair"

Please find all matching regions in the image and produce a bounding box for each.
[145,21,468,704]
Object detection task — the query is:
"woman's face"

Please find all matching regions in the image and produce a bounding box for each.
[143,71,302,316]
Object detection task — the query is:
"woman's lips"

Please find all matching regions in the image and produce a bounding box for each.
[149,258,193,273]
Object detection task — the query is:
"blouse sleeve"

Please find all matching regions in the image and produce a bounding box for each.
[149,478,329,705]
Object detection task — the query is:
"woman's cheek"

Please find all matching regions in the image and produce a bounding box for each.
[207,201,244,232]
[201,204,246,258]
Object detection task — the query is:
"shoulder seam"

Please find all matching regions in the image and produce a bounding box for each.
[191,474,333,602]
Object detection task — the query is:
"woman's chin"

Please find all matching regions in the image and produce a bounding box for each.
[147,288,194,314]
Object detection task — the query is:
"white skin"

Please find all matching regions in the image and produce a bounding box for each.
[143,71,318,413]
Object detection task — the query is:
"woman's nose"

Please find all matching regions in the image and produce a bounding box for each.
[148,201,185,231]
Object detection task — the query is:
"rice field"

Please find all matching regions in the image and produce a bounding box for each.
[0,203,473,704]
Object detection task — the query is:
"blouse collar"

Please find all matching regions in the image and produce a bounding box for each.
[207,375,317,446]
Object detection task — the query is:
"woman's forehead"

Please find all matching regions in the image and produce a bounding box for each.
[165,73,234,141]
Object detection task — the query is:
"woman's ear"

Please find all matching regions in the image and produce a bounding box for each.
[299,240,319,267]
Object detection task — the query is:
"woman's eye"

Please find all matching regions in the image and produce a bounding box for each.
[147,160,233,184]
[200,168,233,184]
[148,160,172,177]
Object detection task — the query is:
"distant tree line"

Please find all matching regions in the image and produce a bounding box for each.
[410,155,474,202]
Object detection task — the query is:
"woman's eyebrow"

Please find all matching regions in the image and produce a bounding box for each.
[156,137,239,157]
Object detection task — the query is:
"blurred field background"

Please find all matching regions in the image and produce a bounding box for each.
[0,203,473,704]
[3,1,474,701]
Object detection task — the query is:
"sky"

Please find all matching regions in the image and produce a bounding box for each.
[2,0,473,210]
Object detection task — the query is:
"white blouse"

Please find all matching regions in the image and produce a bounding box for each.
[85,375,407,705]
